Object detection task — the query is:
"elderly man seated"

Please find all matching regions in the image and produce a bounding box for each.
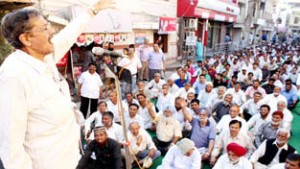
[277,101,293,131]
[216,104,248,134]
[255,110,284,147]
[213,143,252,169]
[212,93,233,122]
[145,73,166,99]
[127,122,161,168]
[157,138,201,169]
[150,104,182,155]
[250,128,297,169]
[182,103,216,162]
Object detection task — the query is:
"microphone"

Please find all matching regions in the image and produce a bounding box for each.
[92,47,128,58]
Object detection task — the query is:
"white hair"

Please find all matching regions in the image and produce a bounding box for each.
[277,128,291,138]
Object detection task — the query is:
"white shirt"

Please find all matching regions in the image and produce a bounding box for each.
[237,72,248,82]
[261,94,287,114]
[127,129,157,154]
[138,105,156,129]
[240,99,263,116]
[118,56,142,75]
[145,79,166,98]
[198,90,216,106]
[157,145,201,169]
[212,131,254,158]
[216,115,249,135]
[78,71,103,99]
[225,88,246,106]
[125,114,145,129]
[281,108,293,131]
[250,68,263,81]
[85,111,103,132]
[156,93,175,112]
[106,100,120,122]
[269,163,285,169]
[213,154,252,169]
[174,87,195,99]
[169,84,179,95]
[247,113,271,135]
[0,12,92,169]
[122,99,139,114]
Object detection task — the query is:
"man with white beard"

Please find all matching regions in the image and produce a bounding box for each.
[151,104,182,155]
[254,111,284,147]
[197,82,216,106]
[277,101,293,131]
[250,128,297,169]
[261,86,287,113]
[212,93,233,122]
[207,86,227,109]
[213,143,252,169]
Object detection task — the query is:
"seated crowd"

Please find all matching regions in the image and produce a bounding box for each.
[76,42,300,169]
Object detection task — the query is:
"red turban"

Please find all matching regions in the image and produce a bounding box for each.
[272,110,284,119]
[226,143,247,157]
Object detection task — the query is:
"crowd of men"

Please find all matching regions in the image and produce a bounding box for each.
[75,39,300,169]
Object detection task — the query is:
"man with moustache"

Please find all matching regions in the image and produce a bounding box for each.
[0,1,114,168]
[212,93,233,122]
[247,104,272,140]
[182,105,216,162]
[255,110,284,147]
[250,128,297,169]
[261,86,287,113]
[151,104,182,155]
[78,62,103,118]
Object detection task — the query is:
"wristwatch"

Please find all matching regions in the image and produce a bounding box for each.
[91,7,99,15]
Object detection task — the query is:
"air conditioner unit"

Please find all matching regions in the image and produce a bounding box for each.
[189,19,197,29]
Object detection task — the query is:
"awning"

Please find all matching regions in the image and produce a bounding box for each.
[177,0,239,22]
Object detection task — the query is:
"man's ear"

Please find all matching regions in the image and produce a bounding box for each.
[18,33,32,47]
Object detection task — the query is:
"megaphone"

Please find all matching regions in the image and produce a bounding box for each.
[92,47,128,58]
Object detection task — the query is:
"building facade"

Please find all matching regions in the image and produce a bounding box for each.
[177,0,240,58]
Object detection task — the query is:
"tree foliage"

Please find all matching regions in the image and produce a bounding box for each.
[0,10,13,65]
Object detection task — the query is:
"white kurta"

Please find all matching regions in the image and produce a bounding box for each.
[213,154,252,169]
[0,12,93,169]
[157,146,201,169]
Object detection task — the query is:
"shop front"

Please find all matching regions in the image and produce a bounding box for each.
[177,0,240,57]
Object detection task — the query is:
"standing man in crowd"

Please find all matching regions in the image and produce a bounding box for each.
[148,43,166,80]
[138,38,152,81]
[78,62,103,118]
[0,1,114,169]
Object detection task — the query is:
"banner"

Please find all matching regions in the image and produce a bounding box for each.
[158,17,177,34]
[56,51,69,67]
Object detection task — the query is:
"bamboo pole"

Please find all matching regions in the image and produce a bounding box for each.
[104,65,132,169]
